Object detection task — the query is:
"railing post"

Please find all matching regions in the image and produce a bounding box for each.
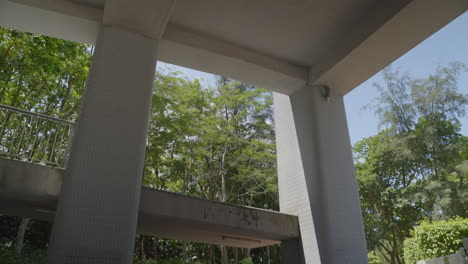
[48,123,60,165]
[15,114,28,157]
[62,124,74,168]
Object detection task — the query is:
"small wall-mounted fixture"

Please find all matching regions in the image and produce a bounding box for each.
[318,85,331,102]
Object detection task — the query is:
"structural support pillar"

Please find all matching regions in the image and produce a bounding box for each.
[47,0,174,263]
[274,86,368,264]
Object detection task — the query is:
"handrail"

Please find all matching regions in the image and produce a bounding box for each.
[0,104,75,168]
[0,104,75,125]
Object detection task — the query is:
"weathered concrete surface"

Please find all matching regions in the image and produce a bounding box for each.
[0,157,298,248]
[0,158,62,220]
[139,189,298,248]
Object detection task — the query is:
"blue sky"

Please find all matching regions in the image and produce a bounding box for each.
[158,11,468,145]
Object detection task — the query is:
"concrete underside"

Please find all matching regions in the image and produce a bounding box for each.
[1,0,466,95]
[0,157,298,248]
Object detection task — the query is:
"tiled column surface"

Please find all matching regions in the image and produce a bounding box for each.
[47,25,158,264]
[274,86,368,264]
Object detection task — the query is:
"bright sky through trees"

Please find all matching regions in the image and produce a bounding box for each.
[346,11,468,144]
[160,11,468,145]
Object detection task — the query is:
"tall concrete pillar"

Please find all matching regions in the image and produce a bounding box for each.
[47,1,174,263]
[274,86,368,264]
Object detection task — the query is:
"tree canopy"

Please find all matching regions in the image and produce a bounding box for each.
[356,63,468,264]
[0,27,92,119]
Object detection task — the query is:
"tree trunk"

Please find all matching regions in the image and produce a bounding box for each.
[153,237,158,261]
[244,248,250,259]
[234,247,238,264]
[221,146,228,203]
[267,245,271,264]
[182,241,188,261]
[15,217,30,254]
[220,245,229,264]
[208,245,213,264]
[59,76,73,118]
[140,236,146,261]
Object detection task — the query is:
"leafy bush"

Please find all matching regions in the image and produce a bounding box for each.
[403,217,468,264]
[367,251,383,264]
[240,257,253,264]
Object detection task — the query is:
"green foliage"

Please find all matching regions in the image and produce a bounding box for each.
[0,248,46,264]
[240,257,253,264]
[144,73,277,209]
[0,26,91,167]
[133,258,201,264]
[357,63,468,263]
[403,218,468,264]
[368,251,383,264]
[0,27,92,119]
[355,131,422,263]
[139,73,278,263]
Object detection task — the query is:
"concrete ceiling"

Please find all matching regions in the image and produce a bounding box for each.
[171,0,408,67]
[1,0,467,95]
[72,0,409,69]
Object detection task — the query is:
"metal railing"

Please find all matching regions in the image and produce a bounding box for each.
[0,104,75,168]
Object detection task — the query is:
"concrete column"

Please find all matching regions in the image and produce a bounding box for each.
[47,1,174,263]
[274,86,368,264]
[281,238,305,264]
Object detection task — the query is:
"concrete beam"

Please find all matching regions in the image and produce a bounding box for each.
[0,158,299,248]
[139,189,299,248]
[4,0,467,96]
[2,0,467,95]
[103,0,175,39]
[0,0,100,44]
[0,158,62,220]
[313,0,468,95]
[11,0,102,20]
[0,0,308,94]
[159,24,308,95]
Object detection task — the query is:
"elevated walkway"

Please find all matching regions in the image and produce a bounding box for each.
[0,157,299,248]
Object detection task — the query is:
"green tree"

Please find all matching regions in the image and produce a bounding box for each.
[357,63,468,263]
[0,26,92,258]
[0,27,92,118]
[355,131,421,264]
[139,73,278,263]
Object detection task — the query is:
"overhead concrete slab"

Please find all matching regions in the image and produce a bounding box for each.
[2,0,466,95]
[0,157,298,248]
